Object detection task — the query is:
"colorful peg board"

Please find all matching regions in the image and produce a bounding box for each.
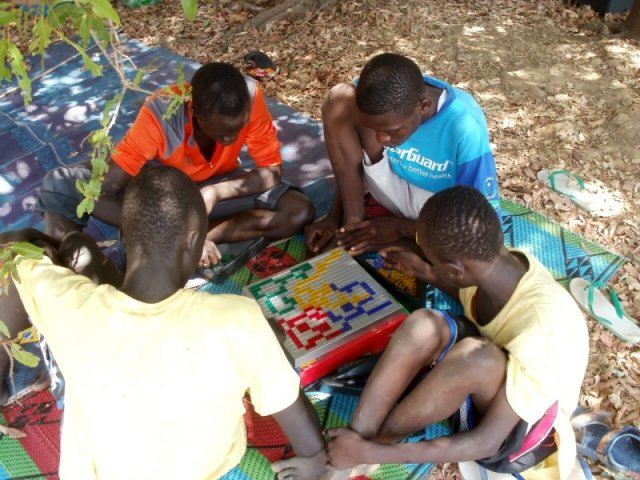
[243,248,405,368]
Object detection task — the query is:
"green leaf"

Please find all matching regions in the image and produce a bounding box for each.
[181,0,198,21]
[10,242,44,259]
[0,40,10,81]
[49,2,83,28]
[90,129,107,144]
[176,63,186,87]
[10,343,40,368]
[0,248,11,262]
[29,16,53,57]
[0,320,10,339]
[78,14,91,46]
[77,198,95,217]
[90,155,109,178]
[132,69,145,86]
[87,178,102,198]
[89,16,111,48]
[0,10,18,27]
[76,178,89,196]
[88,0,120,25]
[62,36,103,77]
[7,43,32,104]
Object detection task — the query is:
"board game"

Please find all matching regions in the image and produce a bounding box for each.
[243,248,406,369]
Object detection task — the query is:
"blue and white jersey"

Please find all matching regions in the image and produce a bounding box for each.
[386,76,500,209]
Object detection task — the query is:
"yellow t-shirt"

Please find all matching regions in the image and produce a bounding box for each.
[459,250,589,480]
[15,258,301,480]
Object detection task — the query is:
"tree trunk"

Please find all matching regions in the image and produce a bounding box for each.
[624,0,640,37]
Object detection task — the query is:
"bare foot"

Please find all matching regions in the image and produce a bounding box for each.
[271,450,327,480]
[318,465,352,480]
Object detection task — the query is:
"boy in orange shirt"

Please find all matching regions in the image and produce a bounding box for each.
[38,62,315,270]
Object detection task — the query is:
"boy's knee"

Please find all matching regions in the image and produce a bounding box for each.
[37,164,91,227]
[275,191,316,235]
[453,337,506,371]
[392,309,450,352]
[400,309,448,336]
[291,195,315,228]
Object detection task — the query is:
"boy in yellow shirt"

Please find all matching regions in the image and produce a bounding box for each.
[325,185,589,479]
[0,166,326,480]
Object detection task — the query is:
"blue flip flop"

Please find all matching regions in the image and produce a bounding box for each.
[597,427,640,478]
[571,408,612,461]
[572,408,640,478]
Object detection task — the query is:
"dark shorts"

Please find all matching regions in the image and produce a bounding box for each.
[36,161,298,227]
[435,310,558,475]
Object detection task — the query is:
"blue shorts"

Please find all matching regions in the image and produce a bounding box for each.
[36,161,298,227]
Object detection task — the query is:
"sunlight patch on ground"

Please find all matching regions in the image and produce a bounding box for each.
[463,25,485,35]
[0,176,14,195]
[581,71,601,81]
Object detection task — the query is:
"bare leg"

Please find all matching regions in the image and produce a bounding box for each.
[207,190,315,243]
[375,337,507,443]
[350,310,453,439]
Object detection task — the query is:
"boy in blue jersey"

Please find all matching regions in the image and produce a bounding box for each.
[305,53,500,256]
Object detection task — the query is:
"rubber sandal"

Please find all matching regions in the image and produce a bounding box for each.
[537,169,624,217]
[571,407,613,461]
[569,278,640,344]
[596,427,640,478]
[243,51,279,81]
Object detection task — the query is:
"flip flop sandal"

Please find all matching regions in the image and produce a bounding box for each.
[571,407,613,461]
[596,427,640,478]
[569,278,640,344]
[243,51,279,81]
[537,169,624,216]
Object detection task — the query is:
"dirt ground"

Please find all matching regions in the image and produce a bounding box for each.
[117,1,639,477]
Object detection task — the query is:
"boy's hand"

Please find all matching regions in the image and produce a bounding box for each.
[326,427,371,469]
[336,218,407,256]
[305,217,338,254]
[380,245,427,278]
[199,239,221,268]
[271,449,327,480]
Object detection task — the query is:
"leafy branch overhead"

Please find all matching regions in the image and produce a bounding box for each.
[0,1,198,378]
[0,242,44,389]
[1,0,198,219]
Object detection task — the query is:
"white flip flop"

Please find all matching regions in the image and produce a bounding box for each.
[569,278,640,344]
[537,169,623,217]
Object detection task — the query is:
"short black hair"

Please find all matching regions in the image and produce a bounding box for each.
[122,166,207,259]
[191,62,250,118]
[417,186,503,263]
[356,53,424,116]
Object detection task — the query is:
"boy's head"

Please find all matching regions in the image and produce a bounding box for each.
[355,53,425,147]
[191,62,251,145]
[122,166,207,274]
[417,186,503,283]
